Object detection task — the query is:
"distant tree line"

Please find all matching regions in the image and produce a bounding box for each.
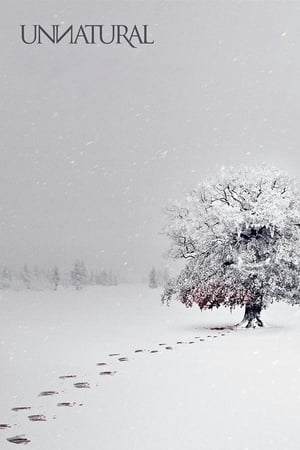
[0,260,119,291]
[148,267,170,288]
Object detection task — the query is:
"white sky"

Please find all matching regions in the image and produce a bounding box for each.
[0,1,300,279]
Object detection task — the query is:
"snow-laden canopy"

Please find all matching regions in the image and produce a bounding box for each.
[163,166,300,326]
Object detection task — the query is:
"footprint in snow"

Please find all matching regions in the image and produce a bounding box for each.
[28,414,47,422]
[8,335,230,446]
[6,337,230,448]
[7,435,31,445]
[57,402,76,408]
[12,407,31,412]
[74,382,90,389]
[59,375,77,380]
[99,371,116,376]
[39,391,59,397]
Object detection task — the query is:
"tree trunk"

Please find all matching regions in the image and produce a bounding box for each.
[237,303,264,328]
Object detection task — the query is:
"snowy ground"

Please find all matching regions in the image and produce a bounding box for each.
[1,284,300,449]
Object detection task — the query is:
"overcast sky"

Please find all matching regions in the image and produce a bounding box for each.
[0,1,300,279]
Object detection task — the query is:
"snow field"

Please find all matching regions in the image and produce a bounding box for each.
[1,285,300,449]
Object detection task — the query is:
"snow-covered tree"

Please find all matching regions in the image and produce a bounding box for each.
[149,267,158,288]
[101,270,109,285]
[112,273,118,286]
[50,266,60,290]
[163,267,170,285]
[21,264,31,289]
[89,270,96,285]
[152,267,170,287]
[71,260,87,290]
[94,269,118,286]
[0,266,11,289]
[162,166,300,328]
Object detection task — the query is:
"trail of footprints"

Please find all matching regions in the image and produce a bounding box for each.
[3,327,233,445]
